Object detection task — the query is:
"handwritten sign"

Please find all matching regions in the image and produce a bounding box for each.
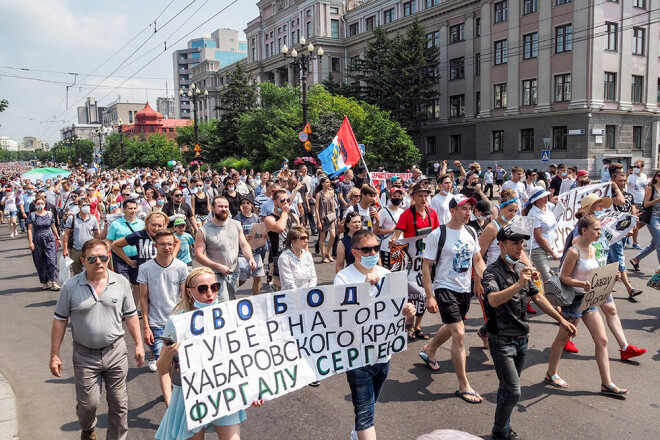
[246,222,267,249]
[578,262,618,311]
[171,272,408,429]
[381,235,428,315]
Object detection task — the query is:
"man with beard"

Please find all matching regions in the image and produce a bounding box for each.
[194,196,256,300]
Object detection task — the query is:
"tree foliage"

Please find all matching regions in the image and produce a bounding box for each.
[175,120,216,163]
[0,99,8,113]
[102,133,182,168]
[346,19,440,133]
[52,137,95,164]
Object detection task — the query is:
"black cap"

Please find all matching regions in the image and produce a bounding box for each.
[240,194,255,205]
[474,200,491,215]
[496,225,530,242]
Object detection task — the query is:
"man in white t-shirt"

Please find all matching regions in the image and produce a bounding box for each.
[343,185,380,234]
[378,187,404,251]
[501,166,527,211]
[559,166,577,195]
[627,160,648,249]
[334,229,414,440]
[419,194,487,404]
[430,174,455,224]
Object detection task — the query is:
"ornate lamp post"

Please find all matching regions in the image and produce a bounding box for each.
[282,37,324,128]
[180,84,208,148]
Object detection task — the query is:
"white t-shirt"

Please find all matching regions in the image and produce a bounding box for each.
[559,177,575,195]
[627,172,648,204]
[344,204,374,231]
[529,205,558,251]
[379,206,403,251]
[484,171,494,185]
[334,264,391,364]
[502,180,527,205]
[424,225,480,293]
[287,190,304,216]
[136,258,188,327]
[430,193,454,224]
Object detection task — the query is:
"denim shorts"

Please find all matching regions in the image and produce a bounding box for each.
[346,362,390,431]
[607,239,626,272]
[561,298,597,319]
[7,210,17,218]
[148,325,165,359]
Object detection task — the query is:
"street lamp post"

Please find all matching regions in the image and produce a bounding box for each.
[282,37,324,128]
[180,84,208,149]
[118,119,124,158]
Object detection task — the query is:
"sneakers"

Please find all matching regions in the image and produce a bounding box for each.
[350,428,358,440]
[632,243,643,250]
[42,283,50,290]
[526,303,537,314]
[148,359,157,372]
[620,345,647,360]
[9,232,15,238]
[563,340,579,353]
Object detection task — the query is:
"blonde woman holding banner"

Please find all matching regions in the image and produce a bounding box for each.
[544,215,628,395]
[155,267,263,440]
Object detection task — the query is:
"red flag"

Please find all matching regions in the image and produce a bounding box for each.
[335,116,361,167]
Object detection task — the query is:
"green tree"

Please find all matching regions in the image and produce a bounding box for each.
[0,99,8,113]
[124,134,182,168]
[101,133,125,168]
[211,63,258,161]
[175,120,216,163]
[52,137,94,165]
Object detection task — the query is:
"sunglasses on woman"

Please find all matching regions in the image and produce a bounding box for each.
[354,245,380,254]
[297,236,309,241]
[86,255,109,264]
[189,282,221,294]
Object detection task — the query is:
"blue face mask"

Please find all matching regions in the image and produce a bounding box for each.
[193,298,218,309]
[593,210,604,217]
[157,199,165,206]
[359,254,379,269]
[561,172,567,178]
[500,215,511,223]
[504,253,519,265]
[27,190,34,195]
[154,183,161,188]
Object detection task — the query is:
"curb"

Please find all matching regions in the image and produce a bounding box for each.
[0,372,19,439]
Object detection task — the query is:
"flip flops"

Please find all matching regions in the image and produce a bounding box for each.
[415,329,431,340]
[455,389,483,404]
[418,350,440,371]
[628,289,642,299]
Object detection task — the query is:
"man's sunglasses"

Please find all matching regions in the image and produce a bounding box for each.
[354,245,380,254]
[190,283,221,294]
[279,198,290,203]
[86,255,109,264]
[173,194,183,197]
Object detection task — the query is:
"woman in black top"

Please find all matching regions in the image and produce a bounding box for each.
[223,179,241,217]
[191,183,210,227]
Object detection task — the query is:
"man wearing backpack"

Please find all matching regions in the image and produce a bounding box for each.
[419,194,487,404]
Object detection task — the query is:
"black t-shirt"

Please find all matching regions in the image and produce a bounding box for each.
[224,192,241,217]
[460,185,487,202]
[163,201,193,229]
[613,190,634,213]
[549,176,562,195]
[353,175,369,189]
[124,230,157,268]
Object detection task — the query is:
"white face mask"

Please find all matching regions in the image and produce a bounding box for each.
[633,167,641,174]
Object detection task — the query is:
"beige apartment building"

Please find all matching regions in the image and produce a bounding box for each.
[210,0,660,172]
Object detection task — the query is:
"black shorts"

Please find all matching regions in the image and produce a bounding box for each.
[113,254,138,285]
[434,288,471,324]
[496,179,504,185]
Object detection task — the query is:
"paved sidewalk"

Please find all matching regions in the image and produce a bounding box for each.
[0,371,19,439]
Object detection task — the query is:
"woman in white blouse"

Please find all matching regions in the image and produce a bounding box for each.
[277,225,317,291]
[523,186,559,283]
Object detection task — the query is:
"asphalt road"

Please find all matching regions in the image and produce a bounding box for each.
[0,226,658,440]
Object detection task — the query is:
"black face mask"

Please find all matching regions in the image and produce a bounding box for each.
[391,198,403,206]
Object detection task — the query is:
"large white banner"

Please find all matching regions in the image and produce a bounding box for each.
[381,235,428,315]
[552,182,612,251]
[171,272,408,429]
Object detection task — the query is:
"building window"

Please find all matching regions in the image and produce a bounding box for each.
[306,9,311,17]
[553,126,568,149]
[349,23,359,37]
[632,75,644,103]
[427,99,440,118]
[633,27,645,55]
[521,129,534,151]
[450,95,465,117]
[554,74,571,102]
[633,0,646,8]
[331,19,340,38]
[633,126,643,149]
[383,8,395,24]
[522,79,537,106]
[494,1,508,23]
[449,57,465,80]
[449,23,465,43]
[605,125,616,149]
[555,24,572,53]
[403,1,416,17]
[475,17,481,36]
[556,0,572,4]
[605,22,618,51]
[366,16,375,31]
[523,0,538,15]
[604,72,617,100]
[427,136,437,154]
[330,6,339,14]
[494,40,508,65]
[475,53,480,75]
[450,135,461,153]
[306,21,312,38]
[426,0,439,7]
[657,78,660,102]
[427,31,439,47]
[492,131,504,151]
[523,32,538,59]
[332,57,341,72]
[494,83,507,108]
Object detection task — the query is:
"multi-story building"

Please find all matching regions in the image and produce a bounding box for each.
[215,0,660,173]
[119,103,191,142]
[0,136,20,151]
[172,29,248,118]
[157,97,176,119]
[22,136,43,151]
[77,97,105,124]
[102,101,147,126]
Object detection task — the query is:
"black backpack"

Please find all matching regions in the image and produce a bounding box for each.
[431,224,477,278]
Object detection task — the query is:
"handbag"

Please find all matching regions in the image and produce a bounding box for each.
[543,273,577,307]
[639,186,656,224]
[323,211,337,224]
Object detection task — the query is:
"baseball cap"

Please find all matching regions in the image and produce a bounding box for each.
[390,186,404,196]
[473,200,491,215]
[173,218,186,227]
[410,183,431,195]
[576,170,589,178]
[496,224,530,242]
[448,194,476,209]
[240,194,255,205]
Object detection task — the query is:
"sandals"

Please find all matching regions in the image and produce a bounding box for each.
[418,350,440,371]
[544,372,569,388]
[629,259,640,271]
[414,329,430,340]
[407,326,416,341]
[601,383,628,395]
[455,389,483,404]
[321,257,331,263]
[628,289,642,299]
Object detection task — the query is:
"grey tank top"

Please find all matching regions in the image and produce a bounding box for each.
[199,219,241,271]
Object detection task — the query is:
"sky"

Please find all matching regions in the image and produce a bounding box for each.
[0,0,259,146]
